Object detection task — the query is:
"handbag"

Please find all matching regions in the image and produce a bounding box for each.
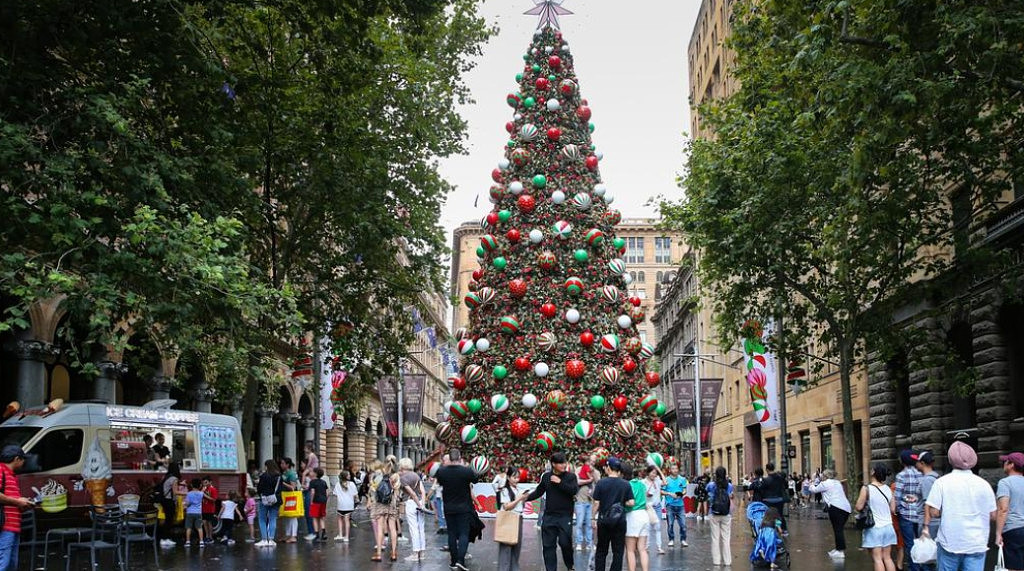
[854,485,879,530]
[279,490,305,517]
[646,504,659,525]
[996,546,1008,571]
[261,476,281,506]
[494,509,521,545]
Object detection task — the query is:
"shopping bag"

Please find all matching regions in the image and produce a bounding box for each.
[494,509,521,545]
[175,497,185,522]
[156,503,165,522]
[910,536,937,564]
[279,491,305,517]
[996,546,1008,571]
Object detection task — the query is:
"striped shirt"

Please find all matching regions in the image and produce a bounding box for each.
[1,463,21,533]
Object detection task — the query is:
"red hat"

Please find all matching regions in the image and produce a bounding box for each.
[1000,452,1024,471]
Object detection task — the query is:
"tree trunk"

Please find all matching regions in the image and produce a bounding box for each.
[838,338,861,498]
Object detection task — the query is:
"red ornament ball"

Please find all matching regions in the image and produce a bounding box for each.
[518,467,531,482]
[453,377,467,391]
[509,278,528,298]
[629,296,642,307]
[612,395,628,412]
[505,121,514,133]
[486,212,499,226]
[540,303,558,319]
[492,168,503,182]
[566,359,585,379]
[537,251,557,270]
[472,268,484,281]
[576,106,592,121]
[514,356,532,371]
[535,77,550,91]
[579,331,595,347]
[645,371,661,388]
[518,194,537,213]
[653,420,666,434]
[509,418,531,439]
[547,127,562,141]
[585,156,599,171]
[548,55,562,69]
[506,228,521,243]
[622,357,638,373]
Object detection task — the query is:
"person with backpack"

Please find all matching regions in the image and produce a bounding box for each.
[706,466,734,567]
[591,458,635,571]
[156,461,183,546]
[371,460,400,562]
[256,459,283,547]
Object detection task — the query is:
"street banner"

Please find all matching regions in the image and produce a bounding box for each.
[377,376,400,438]
[699,379,724,448]
[402,374,427,438]
[672,379,697,449]
[740,320,781,429]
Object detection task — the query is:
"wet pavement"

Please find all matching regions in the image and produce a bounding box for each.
[21,503,905,570]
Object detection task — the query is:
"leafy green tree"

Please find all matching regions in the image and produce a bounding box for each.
[662,0,1023,490]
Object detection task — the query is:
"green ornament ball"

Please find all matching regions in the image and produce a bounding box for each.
[613,237,626,249]
[524,97,536,108]
[493,256,508,270]
[507,140,516,148]
[655,402,667,416]
[590,395,606,410]
[516,73,524,82]
[532,174,547,188]
[548,74,556,82]
[523,54,530,61]
[532,64,541,72]
[498,210,512,222]
[493,365,508,379]
[476,246,486,257]
[574,249,589,263]
[589,122,595,133]
[467,399,483,413]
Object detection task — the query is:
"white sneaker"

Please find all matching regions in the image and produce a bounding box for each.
[668,541,674,547]
[576,545,583,551]
[681,540,689,547]
[305,533,317,541]
[334,535,344,541]
[829,550,845,559]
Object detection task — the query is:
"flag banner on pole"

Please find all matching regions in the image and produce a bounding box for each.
[699,379,724,448]
[377,376,400,437]
[402,374,427,438]
[740,320,781,429]
[425,327,437,348]
[411,308,425,333]
[672,378,697,449]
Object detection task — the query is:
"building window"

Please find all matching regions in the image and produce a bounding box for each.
[887,350,912,436]
[626,237,645,264]
[998,304,1024,421]
[638,271,645,283]
[640,332,647,344]
[800,431,811,475]
[820,427,834,471]
[636,288,646,299]
[767,437,777,469]
[736,444,744,478]
[655,237,672,263]
[655,283,662,301]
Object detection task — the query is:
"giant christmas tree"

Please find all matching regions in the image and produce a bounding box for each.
[439,19,671,478]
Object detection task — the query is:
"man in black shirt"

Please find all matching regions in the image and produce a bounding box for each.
[435,448,476,570]
[524,452,580,571]
[151,432,171,467]
[760,463,789,532]
[591,459,635,571]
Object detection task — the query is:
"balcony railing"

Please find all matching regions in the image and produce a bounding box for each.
[984,197,1024,245]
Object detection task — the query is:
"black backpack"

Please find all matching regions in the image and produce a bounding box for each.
[376,477,394,505]
[602,501,626,527]
[711,484,731,515]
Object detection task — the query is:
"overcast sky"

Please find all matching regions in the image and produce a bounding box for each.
[437,0,702,244]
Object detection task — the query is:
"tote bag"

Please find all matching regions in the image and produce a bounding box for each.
[494,509,521,545]
[278,490,305,517]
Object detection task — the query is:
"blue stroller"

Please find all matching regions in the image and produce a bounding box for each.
[747,502,791,568]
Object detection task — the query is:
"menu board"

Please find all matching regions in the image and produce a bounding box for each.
[199,425,239,471]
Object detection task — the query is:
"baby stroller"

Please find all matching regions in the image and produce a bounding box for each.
[747,502,791,568]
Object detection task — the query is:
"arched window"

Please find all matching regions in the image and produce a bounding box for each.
[638,271,646,283]
[656,271,663,284]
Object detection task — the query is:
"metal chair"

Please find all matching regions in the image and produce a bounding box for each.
[66,505,124,571]
[121,507,159,568]
[41,522,94,570]
[18,508,39,569]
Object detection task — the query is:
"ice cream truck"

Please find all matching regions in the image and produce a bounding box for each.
[0,399,247,528]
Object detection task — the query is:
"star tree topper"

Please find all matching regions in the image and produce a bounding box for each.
[524,0,573,30]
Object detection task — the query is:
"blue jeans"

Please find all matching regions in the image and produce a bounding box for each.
[433,497,446,529]
[258,502,279,541]
[303,489,314,534]
[936,544,985,571]
[0,531,18,571]
[666,504,686,541]
[899,518,924,571]
[445,511,472,566]
[574,502,593,547]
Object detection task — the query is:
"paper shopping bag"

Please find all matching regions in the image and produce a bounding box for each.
[494,510,521,545]
[175,497,185,522]
[279,491,305,517]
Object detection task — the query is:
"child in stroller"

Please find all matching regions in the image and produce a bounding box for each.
[747,502,791,568]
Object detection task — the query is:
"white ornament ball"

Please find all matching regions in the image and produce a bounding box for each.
[617,315,633,329]
[534,362,550,378]
[522,393,538,409]
[475,337,491,352]
[514,113,523,121]
[509,181,524,195]
[565,308,581,324]
[596,151,604,160]
[546,99,561,112]
[443,400,453,413]
[593,184,607,197]
[562,44,570,53]
[551,190,566,204]
[623,274,634,285]
[532,47,539,55]
[605,194,615,204]
[529,229,544,244]
[498,158,511,171]
[545,46,554,54]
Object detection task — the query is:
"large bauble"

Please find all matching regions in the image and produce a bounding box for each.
[510,418,531,439]
[639,343,656,359]
[514,356,531,371]
[518,194,537,213]
[467,399,483,414]
[580,331,595,347]
[538,251,557,271]
[436,422,453,442]
[457,339,475,356]
[509,181,524,194]
[586,228,604,246]
[614,419,636,438]
[529,229,544,244]
[653,420,666,434]
[600,366,621,385]
[591,447,610,466]
[546,390,566,409]
[534,362,550,377]
[511,148,530,167]
[659,427,675,444]
[655,402,667,416]
[464,364,485,384]
[522,393,539,409]
[492,365,508,380]
[600,334,620,353]
[565,359,585,379]
[590,395,606,410]
[509,278,527,298]
[564,276,584,295]
[536,331,556,351]
[540,303,558,319]
[452,376,467,391]
[500,316,521,335]
[602,285,620,302]
[449,401,469,419]
[477,287,496,304]
[565,308,581,324]
[471,455,490,475]
[646,453,664,469]
[640,394,659,415]
[574,420,595,441]
[460,425,479,444]
[622,357,638,373]
[506,228,521,243]
[475,337,491,352]
[490,394,510,412]
[645,372,661,388]
[612,395,628,412]
[464,292,482,310]
[624,337,642,355]
[551,190,566,204]
[519,123,539,141]
[552,220,572,239]
[617,315,633,329]
[536,431,556,451]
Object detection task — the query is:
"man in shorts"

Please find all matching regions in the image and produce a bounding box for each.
[201,476,218,543]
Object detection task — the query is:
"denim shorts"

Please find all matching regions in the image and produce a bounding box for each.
[862,523,897,548]
[1004,527,1024,569]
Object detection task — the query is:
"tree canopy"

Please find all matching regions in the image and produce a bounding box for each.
[0,0,489,402]
[662,0,1023,486]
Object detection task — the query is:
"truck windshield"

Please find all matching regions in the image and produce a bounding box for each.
[0,426,41,448]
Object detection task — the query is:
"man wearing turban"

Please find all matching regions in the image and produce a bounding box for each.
[922,442,996,571]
